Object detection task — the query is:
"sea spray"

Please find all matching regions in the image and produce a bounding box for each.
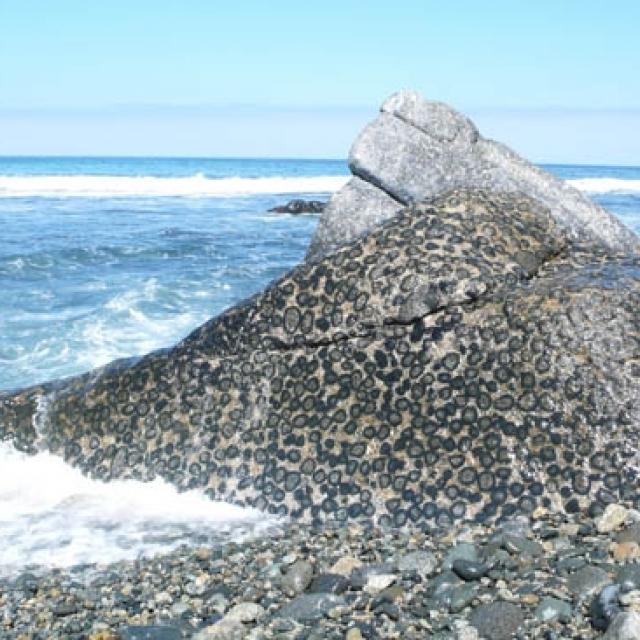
[0,441,279,576]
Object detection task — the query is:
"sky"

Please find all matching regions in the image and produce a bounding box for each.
[0,1,639,163]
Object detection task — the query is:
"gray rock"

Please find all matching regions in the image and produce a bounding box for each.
[591,584,622,631]
[350,562,396,589]
[469,601,524,640]
[396,550,438,577]
[118,627,183,640]
[567,565,612,598]
[604,612,640,639]
[443,544,479,570]
[535,597,572,622]
[618,564,640,590]
[452,559,489,581]
[275,593,346,621]
[280,560,313,595]
[306,90,640,261]
[307,176,401,263]
[307,573,349,595]
[225,602,265,622]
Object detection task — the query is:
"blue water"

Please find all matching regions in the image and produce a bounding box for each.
[0,158,639,391]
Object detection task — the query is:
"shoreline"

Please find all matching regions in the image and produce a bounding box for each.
[3,506,640,639]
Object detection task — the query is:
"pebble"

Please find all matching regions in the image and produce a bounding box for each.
[452,559,489,581]
[276,593,346,621]
[225,602,265,623]
[397,550,438,576]
[599,505,630,533]
[280,559,313,595]
[534,596,572,622]
[567,565,612,597]
[469,601,524,640]
[604,611,640,639]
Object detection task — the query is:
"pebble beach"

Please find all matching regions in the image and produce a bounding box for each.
[5,504,640,639]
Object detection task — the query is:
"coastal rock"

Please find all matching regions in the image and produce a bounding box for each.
[268,199,326,214]
[1,187,640,526]
[306,90,640,261]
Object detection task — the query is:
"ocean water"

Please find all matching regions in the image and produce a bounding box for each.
[0,156,639,574]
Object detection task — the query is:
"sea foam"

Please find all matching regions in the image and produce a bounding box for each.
[1,174,639,198]
[567,178,640,195]
[0,442,277,575]
[0,174,349,198]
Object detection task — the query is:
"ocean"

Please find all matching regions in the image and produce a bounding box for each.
[1,157,639,575]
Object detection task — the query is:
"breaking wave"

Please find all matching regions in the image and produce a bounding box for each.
[0,174,349,198]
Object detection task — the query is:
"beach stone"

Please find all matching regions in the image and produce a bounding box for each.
[118,627,182,640]
[365,573,396,594]
[350,563,396,590]
[226,602,265,622]
[275,593,346,621]
[568,566,612,598]
[330,557,362,577]
[618,524,640,545]
[599,505,630,533]
[194,618,247,640]
[397,550,438,577]
[613,542,640,562]
[591,584,622,630]
[307,573,349,595]
[535,597,572,622]
[604,612,640,639]
[619,565,640,590]
[307,90,640,261]
[345,629,363,640]
[451,559,489,581]
[469,602,524,640]
[443,544,479,570]
[280,560,313,595]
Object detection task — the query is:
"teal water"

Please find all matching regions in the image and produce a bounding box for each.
[0,158,638,390]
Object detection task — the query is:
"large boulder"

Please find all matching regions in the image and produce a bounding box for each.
[2,188,639,526]
[306,91,640,262]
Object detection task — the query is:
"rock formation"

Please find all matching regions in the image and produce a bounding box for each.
[269,199,326,214]
[306,91,640,262]
[2,184,639,526]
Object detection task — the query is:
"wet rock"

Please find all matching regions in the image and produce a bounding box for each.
[269,199,326,215]
[618,565,640,591]
[194,618,247,640]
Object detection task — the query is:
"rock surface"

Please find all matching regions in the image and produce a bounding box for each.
[268,199,326,214]
[1,187,640,526]
[306,90,640,261]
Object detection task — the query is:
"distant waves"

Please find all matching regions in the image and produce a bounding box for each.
[0,173,638,198]
[0,174,349,198]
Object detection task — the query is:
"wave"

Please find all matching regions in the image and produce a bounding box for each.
[0,441,277,574]
[567,178,640,195]
[0,173,349,198]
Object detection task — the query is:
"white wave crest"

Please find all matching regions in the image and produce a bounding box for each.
[568,177,640,194]
[0,441,276,574]
[0,173,349,198]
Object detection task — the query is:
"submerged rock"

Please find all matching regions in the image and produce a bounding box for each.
[268,199,325,214]
[307,90,640,261]
[2,186,639,527]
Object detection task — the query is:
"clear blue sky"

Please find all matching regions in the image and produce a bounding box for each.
[1,1,639,163]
